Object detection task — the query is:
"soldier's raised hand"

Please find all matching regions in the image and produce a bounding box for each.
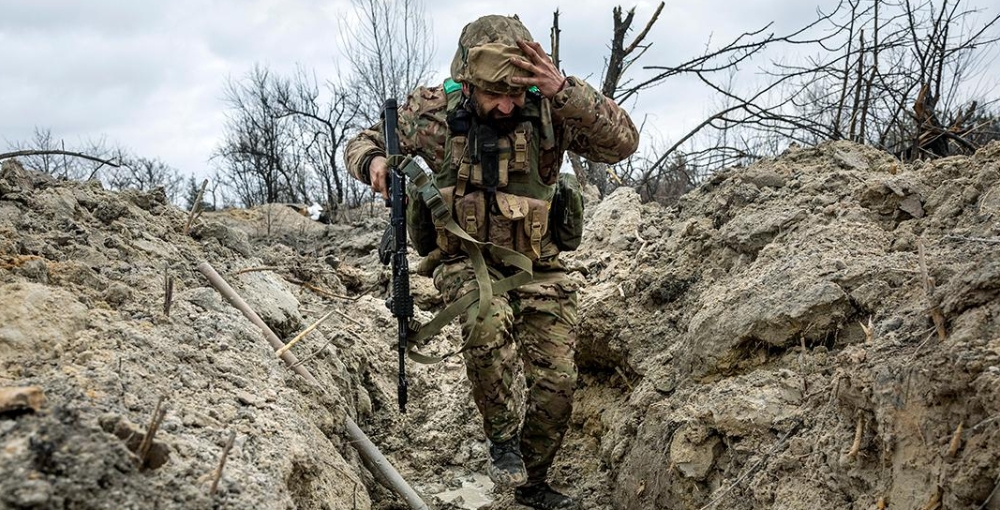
[508,40,568,99]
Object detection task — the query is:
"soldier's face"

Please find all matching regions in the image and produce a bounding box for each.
[465,84,526,132]
[473,89,526,117]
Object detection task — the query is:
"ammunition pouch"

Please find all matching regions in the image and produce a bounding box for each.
[549,173,584,251]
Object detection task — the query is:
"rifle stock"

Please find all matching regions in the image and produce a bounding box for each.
[380,98,412,413]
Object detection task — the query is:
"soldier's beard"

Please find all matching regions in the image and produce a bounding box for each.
[468,95,521,134]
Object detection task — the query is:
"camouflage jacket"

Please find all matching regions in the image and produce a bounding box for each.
[344,77,639,188]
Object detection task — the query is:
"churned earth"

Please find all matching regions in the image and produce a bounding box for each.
[1,140,999,509]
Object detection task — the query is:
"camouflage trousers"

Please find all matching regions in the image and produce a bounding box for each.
[433,258,579,484]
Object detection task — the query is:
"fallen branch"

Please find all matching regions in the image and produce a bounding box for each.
[210,430,237,496]
[0,149,120,168]
[197,261,428,510]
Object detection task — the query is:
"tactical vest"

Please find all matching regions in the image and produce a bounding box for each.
[408,79,564,262]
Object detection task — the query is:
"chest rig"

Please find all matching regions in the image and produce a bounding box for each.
[437,79,558,200]
[426,79,562,263]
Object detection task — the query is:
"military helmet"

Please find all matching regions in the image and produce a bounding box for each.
[450,15,534,95]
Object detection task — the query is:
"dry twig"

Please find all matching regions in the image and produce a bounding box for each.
[946,422,963,457]
[285,276,361,301]
[163,265,174,317]
[276,309,337,358]
[917,240,947,341]
[184,179,208,236]
[847,412,865,461]
[335,310,366,329]
[235,266,282,275]
[210,430,237,496]
[136,397,166,470]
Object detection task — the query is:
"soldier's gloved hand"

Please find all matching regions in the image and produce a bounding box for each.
[369,156,390,200]
[509,39,569,99]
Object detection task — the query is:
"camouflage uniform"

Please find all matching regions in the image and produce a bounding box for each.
[344,15,638,487]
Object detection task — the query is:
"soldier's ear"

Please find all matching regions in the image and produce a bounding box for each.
[461,82,471,96]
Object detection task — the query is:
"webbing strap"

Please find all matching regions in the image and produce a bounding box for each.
[395,157,536,363]
[407,219,535,364]
[408,265,533,364]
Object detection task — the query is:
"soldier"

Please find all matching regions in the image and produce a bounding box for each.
[345,14,638,510]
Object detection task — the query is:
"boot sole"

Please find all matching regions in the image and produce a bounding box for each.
[486,462,527,488]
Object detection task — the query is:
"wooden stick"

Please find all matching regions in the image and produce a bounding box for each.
[198,262,317,385]
[136,397,166,470]
[946,422,963,457]
[276,309,336,358]
[210,430,237,496]
[847,412,864,460]
[184,179,208,236]
[917,240,947,341]
[163,265,174,317]
[235,266,282,275]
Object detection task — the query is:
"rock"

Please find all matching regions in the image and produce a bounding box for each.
[233,272,303,338]
[0,386,46,414]
[0,282,88,358]
[669,423,721,480]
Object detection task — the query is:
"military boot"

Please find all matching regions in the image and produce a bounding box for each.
[514,482,579,510]
[487,437,527,487]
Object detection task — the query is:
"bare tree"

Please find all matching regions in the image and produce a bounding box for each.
[339,0,436,123]
[620,0,1000,205]
[272,68,363,215]
[553,4,665,198]
[106,154,184,203]
[214,65,308,207]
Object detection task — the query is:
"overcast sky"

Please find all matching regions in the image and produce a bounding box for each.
[1,0,995,180]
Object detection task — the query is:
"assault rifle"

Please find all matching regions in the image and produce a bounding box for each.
[378,98,412,413]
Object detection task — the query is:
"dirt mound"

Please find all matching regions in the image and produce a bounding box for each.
[563,140,1000,509]
[0,159,371,509]
[2,139,1000,510]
